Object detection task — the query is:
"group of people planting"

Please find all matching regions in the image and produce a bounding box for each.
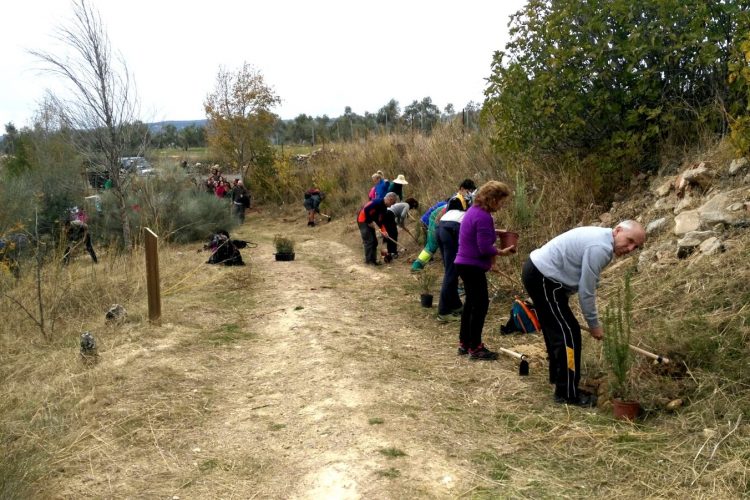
[357,174,647,408]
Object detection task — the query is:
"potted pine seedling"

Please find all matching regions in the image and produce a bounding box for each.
[602,272,640,421]
[416,268,436,308]
[273,234,295,261]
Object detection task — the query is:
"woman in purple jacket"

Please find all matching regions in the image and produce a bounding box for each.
[454,181,515,360]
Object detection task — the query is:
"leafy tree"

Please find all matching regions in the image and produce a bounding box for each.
[403,97,441,133]
[377,99,401,132]
[204,62,280,177]
[485,0,750,195]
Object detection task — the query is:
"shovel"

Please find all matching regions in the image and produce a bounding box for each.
[497,347,530,376]
[581,326,670,364]
[380,232,409,252]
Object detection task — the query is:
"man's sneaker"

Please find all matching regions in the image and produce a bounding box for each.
[457,345,468,356]
[469,344,498,361]
[437,313,461,323]
[554,390,598,408]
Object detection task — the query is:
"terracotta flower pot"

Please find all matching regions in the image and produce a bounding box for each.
[420,293,434,308]
[498,231,519,251]
[612,398,641,421]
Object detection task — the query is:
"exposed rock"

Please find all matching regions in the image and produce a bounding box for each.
[682,230,718,241]
[653,197,676,211]
[105,304,127,323]
[674,193,698,214]
[599,212,613,225]
[653,177,674,197]
[681,162,713,189]
[674,210,701,235]
[646,217,668,235]
[677,235,702,248]
[728,157,748,175]
[697,190,750,227]
[699,237,724,255]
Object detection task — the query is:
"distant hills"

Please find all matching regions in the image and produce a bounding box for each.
[147,120,207,132]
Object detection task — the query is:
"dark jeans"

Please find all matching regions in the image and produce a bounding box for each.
[437,221,462,314]
[383,211,398,254]
[233,202,245,223]
[358,222,378,264]
[457,264,489,350]
[522,259,581,400]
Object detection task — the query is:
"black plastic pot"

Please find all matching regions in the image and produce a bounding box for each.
[275,252,295,261]
[420,293,434,308]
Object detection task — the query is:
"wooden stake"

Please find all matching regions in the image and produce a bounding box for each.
[144,228,161,325]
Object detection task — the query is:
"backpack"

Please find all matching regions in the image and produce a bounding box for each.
[500,297,541,334]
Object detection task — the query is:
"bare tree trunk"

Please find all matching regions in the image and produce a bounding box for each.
[31,0,142,250]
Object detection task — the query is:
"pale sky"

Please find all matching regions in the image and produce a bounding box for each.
[1,0,526,127]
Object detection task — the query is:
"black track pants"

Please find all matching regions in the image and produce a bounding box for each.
[522,259,581,400]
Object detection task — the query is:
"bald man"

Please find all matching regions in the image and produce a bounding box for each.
[522,220,646,407]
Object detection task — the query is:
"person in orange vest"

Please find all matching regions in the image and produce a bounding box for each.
[357,192,398,265]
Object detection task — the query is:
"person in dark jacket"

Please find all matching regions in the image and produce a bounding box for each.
[436,178,477,322]
[357,192,398,265]
[230,179,250,224]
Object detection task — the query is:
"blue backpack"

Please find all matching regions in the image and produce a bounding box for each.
[500,297,541,334]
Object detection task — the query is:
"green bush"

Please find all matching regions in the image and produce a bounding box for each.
[90,169,236,245]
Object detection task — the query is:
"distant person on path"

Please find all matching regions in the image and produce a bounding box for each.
[436,178,477,322]
[357,192,398,265]
[303,187,325,226]
[455,181,514,360]
[231,179,250,224]
[521,220,646,407]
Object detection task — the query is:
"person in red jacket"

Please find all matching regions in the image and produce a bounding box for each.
[357,192,398,265]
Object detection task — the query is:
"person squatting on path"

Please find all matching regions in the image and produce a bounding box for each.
[303,187,325,226]
[383,197,419,259]
[357,192,399,265]
[436,179,477,322]
[521,220,646,407]
[455,181,515,360]
[411,199,449,271]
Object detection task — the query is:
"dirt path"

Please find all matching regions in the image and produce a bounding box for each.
[51,208,582,499]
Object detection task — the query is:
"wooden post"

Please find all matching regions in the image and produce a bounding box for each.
[144,228,161,325]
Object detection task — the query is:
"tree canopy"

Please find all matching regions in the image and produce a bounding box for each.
[484,0,750,194]
[204,63,280,172]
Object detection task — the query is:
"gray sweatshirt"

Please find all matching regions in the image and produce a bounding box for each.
[529,226,614,328]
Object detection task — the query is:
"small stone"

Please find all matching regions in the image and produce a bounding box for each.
[728,157,748,175]
[192,447,201,453]
[666,399,684,411]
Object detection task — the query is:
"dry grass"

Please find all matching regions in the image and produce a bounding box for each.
[1,129,749,498]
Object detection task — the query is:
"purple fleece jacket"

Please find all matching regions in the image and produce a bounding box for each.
[454,205,498,271]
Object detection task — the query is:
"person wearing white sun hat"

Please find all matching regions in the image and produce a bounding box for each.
[387,174,408,200]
